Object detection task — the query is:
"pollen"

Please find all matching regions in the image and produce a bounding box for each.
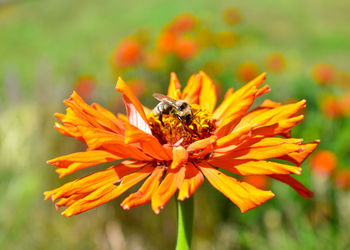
[148,104,216,147]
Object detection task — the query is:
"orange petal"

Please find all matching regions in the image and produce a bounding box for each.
[65,91,123,134]
[44,161,144,202]
[116,77,151,134]
[198,162,275,212]
[170,146,188,169]
[213,72,266,121]
[187,135,217,152]
[216,127,252,148]
[235,100,306,132]
[182,73,201,104]
[91,103,124,131]
[167,72,182,100]
[278,140,320,166]
[48,150,123,177]
[151,167,186,214]
[199,71,217,112]
[269,174,313,198]
[251,115,304,138]
[215,85,258,137]
[121,166,165,209]
[54,194,87,210]
[62,164,154,216]
[124,121,172,161]
[209,158,302,175]
[178,162,204,200]
[78,126,153,161]
[215,137,303,159]
[256,85,270,97]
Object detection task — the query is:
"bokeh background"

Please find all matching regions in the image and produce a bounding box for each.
[1,0,350,249]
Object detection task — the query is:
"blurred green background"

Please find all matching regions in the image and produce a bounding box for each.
[1,0,350,249]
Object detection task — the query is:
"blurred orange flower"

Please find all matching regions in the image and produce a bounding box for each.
[264,53,286,73]
[167,13,196,35]
[237,62,260,83]
[174,37,198,60]
[73,75,96,100]
[310,150,337,177]
[111,38,143,68]
[222,7,242,26]
[312,63,336,85]
[334,169,350,190]
[339,93,350,116]
[320,95,342,119]
[45,72,318,216]
[127,78,147,97]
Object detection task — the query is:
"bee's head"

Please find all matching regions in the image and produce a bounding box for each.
[184,114,193,125]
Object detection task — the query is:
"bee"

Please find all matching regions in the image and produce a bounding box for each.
[152,93,194,127]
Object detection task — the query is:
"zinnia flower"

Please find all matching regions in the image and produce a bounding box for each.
[45,71,319,216]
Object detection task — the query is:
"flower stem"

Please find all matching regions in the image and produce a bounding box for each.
[175,196,194,250]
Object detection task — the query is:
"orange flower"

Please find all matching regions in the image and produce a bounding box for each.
[111,38,143,68]
[237,62,260,83]
[127,78,147,98]
[334,169,350,190]
[312,63,336,85]
[310,150,337,177]
[264,53,286,73]
[320,95,342,119]
[174,37,198,60]
[222,8,242,26]
[167,14,196,35]
[45,72,318,216]
[73,75,96,100]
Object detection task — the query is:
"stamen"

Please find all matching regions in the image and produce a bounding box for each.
[148,104,216,147]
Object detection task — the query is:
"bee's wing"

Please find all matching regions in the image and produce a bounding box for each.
[152,93,177,107]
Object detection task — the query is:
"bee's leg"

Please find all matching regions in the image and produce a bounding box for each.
[159,113,164,126]
[177,115,185,130]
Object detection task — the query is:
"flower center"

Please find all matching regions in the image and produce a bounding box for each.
[148,104,216,147]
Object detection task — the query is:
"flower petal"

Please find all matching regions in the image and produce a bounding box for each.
[151,167,186,214]
[187,135,217,153]
[170,146,188,169]
[209,158,302,175]
[178,162,204,200]
[198,162,275,212]
[167,72,182,99]
[44,161,145,202]
[234,100,306,132]
[121,166,165,209]
[216,127,252,148]
[65,91,123,134]
[251,115,304,138]
[269,174,314,198]
[78,126,153,161]
[199,71,217,112]
[116,77,151,134]
[182,73,201,104]
[124,121,172,161]
[61,164,154,216]
[47,150,123,177]
[213,73,266,121]
[278,140,320,166]
[215,85,258,137]
[214,137,303,160]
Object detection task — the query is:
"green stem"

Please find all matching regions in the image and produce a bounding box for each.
[175,196,194,250]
